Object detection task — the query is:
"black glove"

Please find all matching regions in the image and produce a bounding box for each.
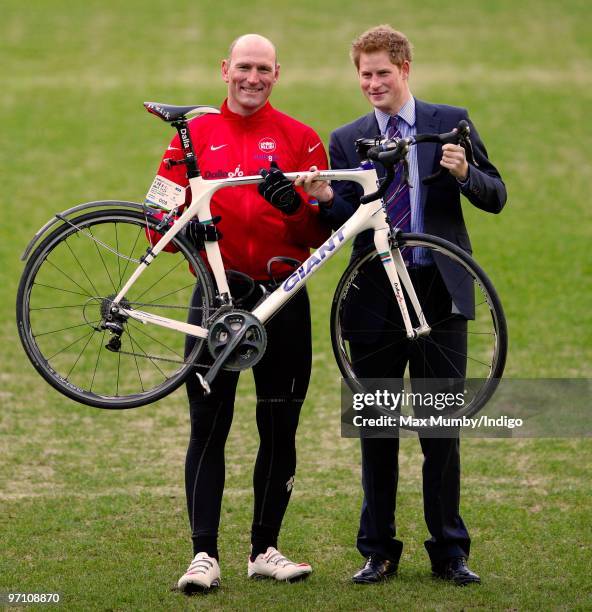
[184,216,222,250]
[258,161,302,215]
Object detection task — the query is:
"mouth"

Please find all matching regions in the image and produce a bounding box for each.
[240,86,263,94]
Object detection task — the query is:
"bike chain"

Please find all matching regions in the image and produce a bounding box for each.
[108,305,257,369]
[108,348,211,369]
[104,306,259,370]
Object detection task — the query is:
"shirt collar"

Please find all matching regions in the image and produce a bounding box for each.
[374,96,416,134]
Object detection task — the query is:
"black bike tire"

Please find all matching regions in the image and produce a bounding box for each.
[16,208,215,409]
[331,232,507,421]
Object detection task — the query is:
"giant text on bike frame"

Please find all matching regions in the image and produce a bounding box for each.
[283,229,346,292]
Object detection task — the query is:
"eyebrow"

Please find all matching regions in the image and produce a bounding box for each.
[235,61,274,70]
[360,68,392,75]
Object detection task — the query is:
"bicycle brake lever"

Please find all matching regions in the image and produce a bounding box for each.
[461,135,479,168]
[360,166,395,204]
[402,159,412,188]
[423,126,478,185]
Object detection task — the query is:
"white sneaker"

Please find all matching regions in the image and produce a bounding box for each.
[248,547,312,582]
[178,552,220,593]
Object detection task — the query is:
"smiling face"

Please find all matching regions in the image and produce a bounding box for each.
[358,50,410,115]
[222,35,279,116]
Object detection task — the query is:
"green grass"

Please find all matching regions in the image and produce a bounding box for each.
[1,0,591,610]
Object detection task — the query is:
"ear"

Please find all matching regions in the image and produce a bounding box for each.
[221,59,230,83]
[273,62,280,84]
[400,59,410,80]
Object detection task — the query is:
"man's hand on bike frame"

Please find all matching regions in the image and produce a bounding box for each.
[294,165,334,206]
[258,161,303,214]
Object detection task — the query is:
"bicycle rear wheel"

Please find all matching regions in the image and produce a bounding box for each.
[17,208,215,408]
[331,233,507,420]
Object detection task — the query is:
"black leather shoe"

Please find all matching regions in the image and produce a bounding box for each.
[432,556,481,586]
[352,555,398,584]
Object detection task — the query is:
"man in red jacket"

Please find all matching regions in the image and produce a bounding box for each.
[152,34,329,593]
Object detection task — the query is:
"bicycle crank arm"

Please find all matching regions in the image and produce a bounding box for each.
[196,325,250,394]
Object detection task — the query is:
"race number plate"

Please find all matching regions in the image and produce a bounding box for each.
[145,175,186,211]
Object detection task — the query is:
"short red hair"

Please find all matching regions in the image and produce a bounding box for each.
[351,25,413,69]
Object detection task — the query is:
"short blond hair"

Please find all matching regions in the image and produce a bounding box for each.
[351,25,413,69]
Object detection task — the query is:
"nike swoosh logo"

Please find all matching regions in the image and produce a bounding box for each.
[210,144,228,151]
[308,143,321,153]
[167,146,181,151]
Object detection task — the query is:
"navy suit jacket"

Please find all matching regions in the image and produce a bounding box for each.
[321,98,507,318]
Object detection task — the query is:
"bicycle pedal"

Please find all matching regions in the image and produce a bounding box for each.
[195,372,211,395]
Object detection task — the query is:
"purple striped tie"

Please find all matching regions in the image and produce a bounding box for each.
[384,115,411,233]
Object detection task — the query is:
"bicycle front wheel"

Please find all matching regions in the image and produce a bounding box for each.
[331,233,507,420]
[17,208,215,409]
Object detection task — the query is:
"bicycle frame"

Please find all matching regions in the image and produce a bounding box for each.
[112,167,430,340]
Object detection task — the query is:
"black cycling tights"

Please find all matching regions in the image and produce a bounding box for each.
[184,288,312,560]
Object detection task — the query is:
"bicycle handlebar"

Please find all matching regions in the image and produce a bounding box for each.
[151,103,472,206]
[358,120,472,204]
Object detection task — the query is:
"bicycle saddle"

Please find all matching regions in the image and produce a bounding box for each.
[144,102,220,122]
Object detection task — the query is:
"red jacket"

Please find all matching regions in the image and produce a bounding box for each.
[153,100,330,280]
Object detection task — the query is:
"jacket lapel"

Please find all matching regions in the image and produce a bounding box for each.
[415,99,440,212]
[357,111,380,138]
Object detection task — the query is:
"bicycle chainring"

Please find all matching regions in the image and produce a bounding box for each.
[207,309,267,371]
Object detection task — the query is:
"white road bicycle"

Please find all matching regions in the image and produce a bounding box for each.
[17,102,507,418]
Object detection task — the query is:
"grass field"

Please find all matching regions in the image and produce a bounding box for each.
[1,0,591,610]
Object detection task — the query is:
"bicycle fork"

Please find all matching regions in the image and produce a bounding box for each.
[374,229,431,339]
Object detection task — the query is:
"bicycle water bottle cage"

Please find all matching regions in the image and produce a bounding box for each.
[144,102,221,122]
[225,270,257,307]
[266,257,301,289]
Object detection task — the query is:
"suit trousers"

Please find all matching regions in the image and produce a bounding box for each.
[349,263,471,565]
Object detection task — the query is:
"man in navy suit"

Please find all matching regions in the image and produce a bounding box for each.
[297,25,506,585]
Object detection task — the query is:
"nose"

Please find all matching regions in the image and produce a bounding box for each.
[368,74,381,90]
[246,68,260,84]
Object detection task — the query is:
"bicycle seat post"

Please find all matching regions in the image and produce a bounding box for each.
[171,118,200,179]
